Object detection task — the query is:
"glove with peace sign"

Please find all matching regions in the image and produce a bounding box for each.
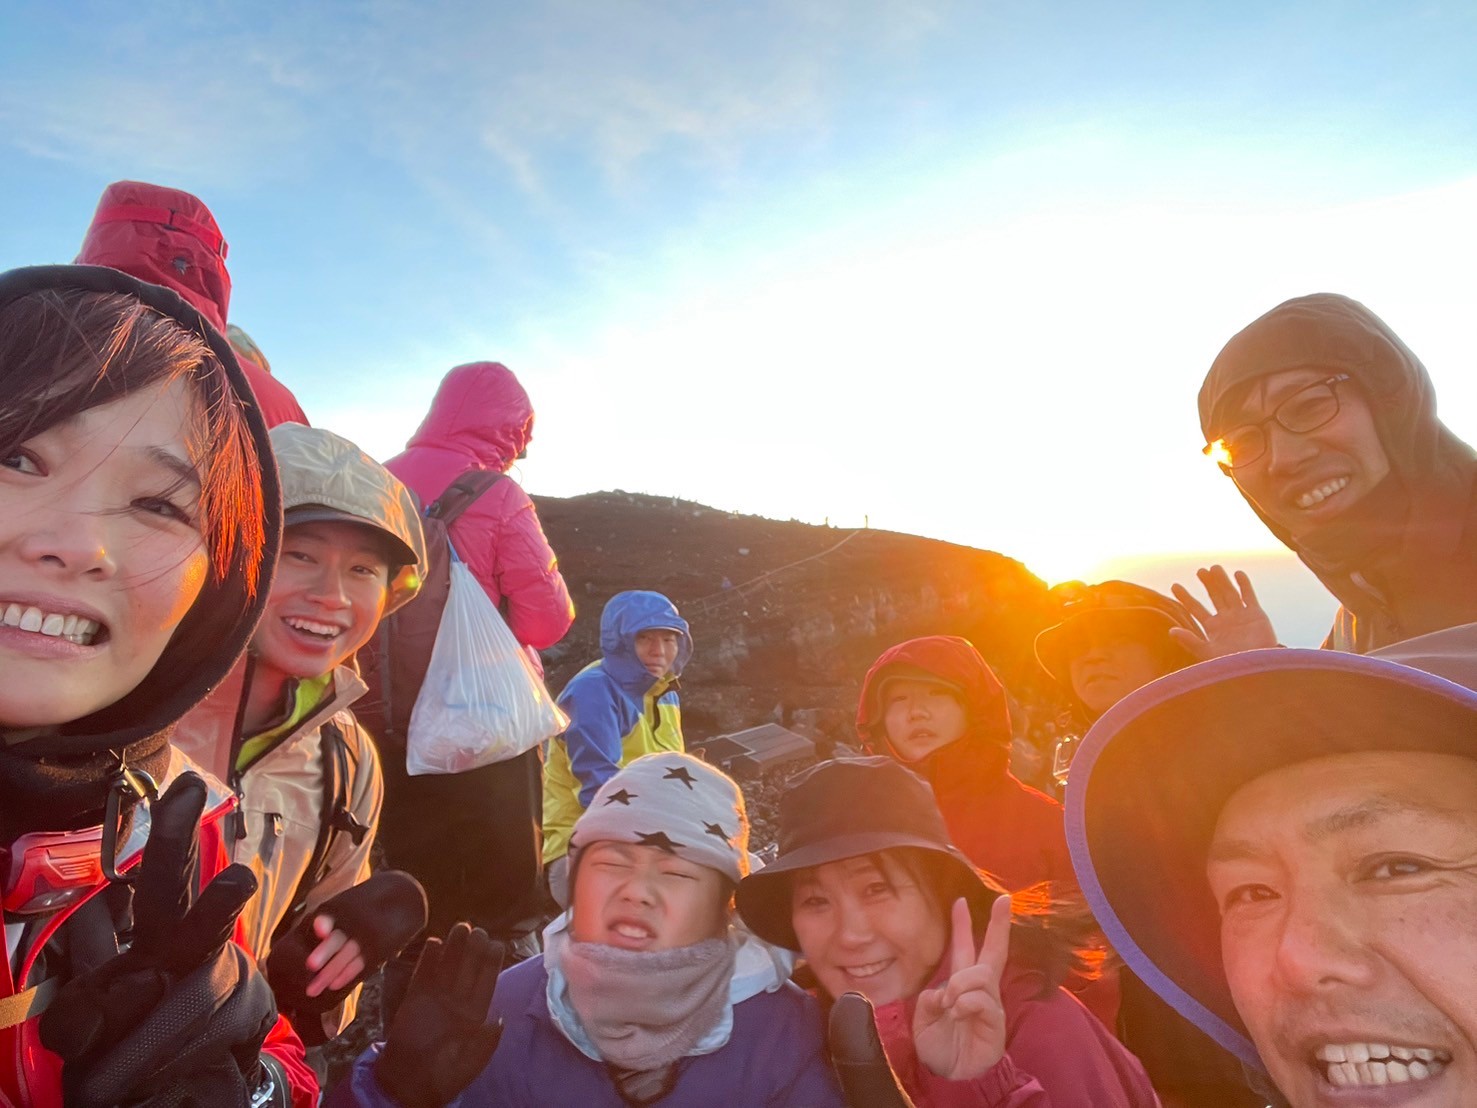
[40,772,283,1108]
[911,893,1013,1082]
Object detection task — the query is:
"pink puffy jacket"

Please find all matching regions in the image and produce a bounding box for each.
[385,361,575,650]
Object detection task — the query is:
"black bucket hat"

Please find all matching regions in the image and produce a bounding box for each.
[1035,580,1202,688]
[735,756,1001,951]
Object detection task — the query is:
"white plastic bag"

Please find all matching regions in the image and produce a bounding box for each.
[406,549,568,775]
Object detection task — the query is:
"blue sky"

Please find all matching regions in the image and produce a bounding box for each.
[5,2,1476,641]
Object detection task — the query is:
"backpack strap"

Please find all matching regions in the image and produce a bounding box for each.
[427,467,504,525]
[0,978,59,1030]
[270,721,366,947]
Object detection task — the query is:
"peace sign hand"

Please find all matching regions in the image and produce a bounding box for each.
[1170,565,1278,661]
[912,894,1012,1081]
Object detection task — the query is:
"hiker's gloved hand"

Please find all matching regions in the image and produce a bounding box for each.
[266,870,428,1042]
[40,773,284,1108]
[376,923,505,1108]
[829,991,917,1108]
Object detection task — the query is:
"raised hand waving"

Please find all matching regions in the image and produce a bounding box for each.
[1170,565,1279,660]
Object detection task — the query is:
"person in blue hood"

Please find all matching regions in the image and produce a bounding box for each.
[543,591,693,906]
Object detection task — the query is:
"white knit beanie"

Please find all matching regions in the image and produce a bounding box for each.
[569,753,750,885]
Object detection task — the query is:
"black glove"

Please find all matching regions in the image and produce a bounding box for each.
[375,923,505,1108]
[828,991,917,1108]
[40,773,281,1108]
[266,870,427,1041]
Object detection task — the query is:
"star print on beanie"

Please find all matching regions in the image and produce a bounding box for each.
[570,753,750,884]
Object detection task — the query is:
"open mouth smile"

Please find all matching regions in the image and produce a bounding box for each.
[842,958,895,981]
[1314,1042,1452,1089]
[1292,476,1351,511]
[1,602,105,646]
[284,616,348,642]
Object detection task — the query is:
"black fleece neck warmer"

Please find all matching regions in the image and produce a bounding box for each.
[0,265,281,842]
[0,733,173,841]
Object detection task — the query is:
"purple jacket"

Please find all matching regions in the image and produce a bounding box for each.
[332,955,845,1107]
[386,361,574,650]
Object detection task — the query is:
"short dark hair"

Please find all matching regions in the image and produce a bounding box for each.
[0,287,267,595]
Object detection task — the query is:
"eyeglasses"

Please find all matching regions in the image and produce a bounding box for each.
[1203,374,1352,468]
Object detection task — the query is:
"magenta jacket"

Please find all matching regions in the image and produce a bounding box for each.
[386,361,575,650]
[870,964,1160,1107]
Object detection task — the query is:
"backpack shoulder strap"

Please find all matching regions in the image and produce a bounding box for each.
[426,468,505,525]
[270,721,366,946]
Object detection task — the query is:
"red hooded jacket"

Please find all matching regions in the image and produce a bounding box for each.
[76,181,308,428]
[385,362,574,650]
[857,637,1073,893]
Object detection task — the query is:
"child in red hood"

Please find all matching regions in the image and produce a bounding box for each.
[857,635,1120,1029]
[857,636,1073,894]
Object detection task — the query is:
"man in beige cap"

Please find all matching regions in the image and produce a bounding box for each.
[173,424,430,1043]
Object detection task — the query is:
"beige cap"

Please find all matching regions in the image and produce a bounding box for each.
[269,423,426,613]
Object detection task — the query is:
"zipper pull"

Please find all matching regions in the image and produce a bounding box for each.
[232,776,248,841]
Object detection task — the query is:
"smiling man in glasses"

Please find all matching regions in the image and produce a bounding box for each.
[1199,293,1477,652]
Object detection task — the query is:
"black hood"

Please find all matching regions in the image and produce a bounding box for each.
[0,265,282,834]
[1199,293,1477,641]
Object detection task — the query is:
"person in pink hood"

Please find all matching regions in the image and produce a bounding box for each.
[75,180,309,428]
[383,361,574,648]
[376,361,575,962]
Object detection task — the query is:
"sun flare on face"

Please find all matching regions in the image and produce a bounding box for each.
[1204,438,1233,467]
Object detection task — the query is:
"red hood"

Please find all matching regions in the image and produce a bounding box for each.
[856,636,1013,764]
[76,181,231,332]
[406,361,534,471]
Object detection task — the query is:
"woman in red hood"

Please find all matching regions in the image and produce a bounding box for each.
[857,636,1073,895]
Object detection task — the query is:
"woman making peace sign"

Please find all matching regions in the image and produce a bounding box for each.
[736,758,1158,1107]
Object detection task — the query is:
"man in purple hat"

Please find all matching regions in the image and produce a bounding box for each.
[1066,623,1477,1105]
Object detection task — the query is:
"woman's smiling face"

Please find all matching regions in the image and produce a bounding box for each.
[791,851,948,1007]
[0,378,209,730]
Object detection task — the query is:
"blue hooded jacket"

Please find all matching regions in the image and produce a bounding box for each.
[542,592,693,862]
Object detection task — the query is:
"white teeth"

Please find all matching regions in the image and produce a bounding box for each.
[0,603,101,645]
[1317,1044,1450,1087]
[1294,476,1350,509]
[846,961,891,979]
[286,617,342,638]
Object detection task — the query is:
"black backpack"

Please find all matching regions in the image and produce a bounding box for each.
[355,468,504,756]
